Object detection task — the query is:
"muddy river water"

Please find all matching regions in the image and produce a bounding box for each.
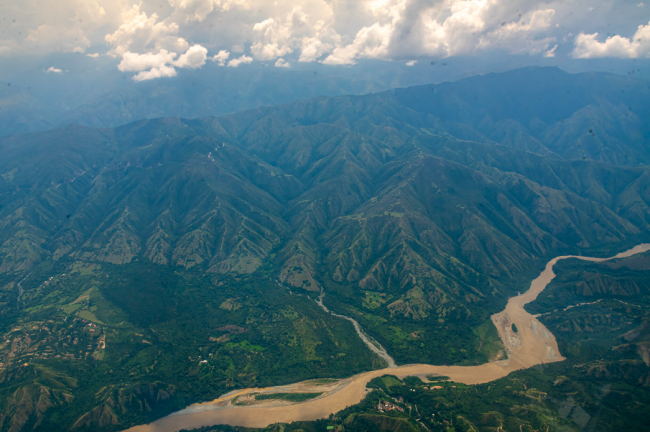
[125,244,650,432]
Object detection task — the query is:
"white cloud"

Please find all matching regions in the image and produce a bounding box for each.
[133,65,178,81]
[27,24,91,54]
[105,5,211,81]
[118,50,178,72]
[86,53,100,58]
[572,20,650,58]
[299,37,333,62]
[249,4,339,62]
[168,0,221,22]
[168,0,246,22]
[212,50,231,66]
[251,16,294,60]
[251,42,293,60]
[46,67,63,73]
[478,9,556,55]
[117,45,208,80]
[104,5,188,58]
[4,0,647,69]
[227,55,253,67]
[323,22,391,65]
[2,0,117,56]
[173,44,208,68]
[322,1,558,65]
[544,44,558,57]
[275,58,290,67]
[405,60,417,66]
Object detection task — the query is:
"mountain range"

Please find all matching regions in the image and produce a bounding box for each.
[0,66,649,431]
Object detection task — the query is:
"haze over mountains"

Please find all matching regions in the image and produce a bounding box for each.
[1,66,650,431]
[0,64,384,137]
[2,55,647,138]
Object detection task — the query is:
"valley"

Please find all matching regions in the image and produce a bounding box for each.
[123,244,650,431]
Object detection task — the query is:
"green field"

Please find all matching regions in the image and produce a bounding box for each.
[254,392,323,402]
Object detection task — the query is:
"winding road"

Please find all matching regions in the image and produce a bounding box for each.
[124,243,650,432]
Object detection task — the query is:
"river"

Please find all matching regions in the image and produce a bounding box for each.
[124,243,650,432]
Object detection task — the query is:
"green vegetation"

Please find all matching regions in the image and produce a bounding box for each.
[367,375,404,393]
[426,376,449,382]
[527,251,650,315]
[2,67,650,431]
[473,319,505,361]
[188,251,650,432]
[183,250,650,432]
[225,340,265,352]
[254,392,323,402]
[306,378,339,385]
[0,260,379,432]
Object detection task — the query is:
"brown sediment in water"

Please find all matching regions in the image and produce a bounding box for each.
[124,244,650,432]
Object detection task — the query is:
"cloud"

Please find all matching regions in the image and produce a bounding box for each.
[104,4,188,58]
[275,58,290,67]
[252,42,293,60]
[116,45,207,80]
[299,37,333,62]
[118,50,178,72]
[323,22,391,65]
[4,0,647,71]
[227,55,253,67]
[2,0,116,56]
[212,50,231,66]
[133,65,178,81]
[86,53,100,58]
[251,17,294,60]
[46,67,63,73]
[168,0,246,22]
[173,44,208,68]
[27,24,91,54]
[405,60,417,66]
[322,1,558,65]
[106,5,210,81]
[478,9,557,55]
[544,44,558,57]
[249,4,339,62]
[572,21,650,58]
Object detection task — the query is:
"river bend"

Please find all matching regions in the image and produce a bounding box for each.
[125,243,650,432]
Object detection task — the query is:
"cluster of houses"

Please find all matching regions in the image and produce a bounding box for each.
[376,400,404,413]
